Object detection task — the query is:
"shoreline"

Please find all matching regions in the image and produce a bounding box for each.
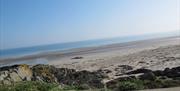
[0,36,180,91]
[0,36,179,66]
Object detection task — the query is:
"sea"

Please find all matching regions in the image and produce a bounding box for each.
[0,31,179,59]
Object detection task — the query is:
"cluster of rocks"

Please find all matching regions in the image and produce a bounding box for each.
[0,64,105,88]
[1,64,180,89]
[106,66,180,88]
[0,64,32,84]
[125,66,180,80]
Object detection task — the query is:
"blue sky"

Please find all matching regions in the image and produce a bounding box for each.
[0,0,179,49]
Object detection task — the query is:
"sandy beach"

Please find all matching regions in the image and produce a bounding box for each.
[0,37,179,68]
[49,37,180,69]
[0,36,180,91]
[0,36,180,79]
[47,36,180,80]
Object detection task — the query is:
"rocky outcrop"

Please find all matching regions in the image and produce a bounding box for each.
[32,64,58,83]
[58,70,105,88]
[106,67,180,89]
[139,72,156,80]
[0,64,32,84]
[126,67,180,79]
[32,64,105,88]
[1,64,180,90]
[126,68,152,75]
[0,64,105,88]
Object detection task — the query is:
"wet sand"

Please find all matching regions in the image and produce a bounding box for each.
[0,37,179,71]
[0,36,180,90]
[1,36,179,81]
[49,36,180,71]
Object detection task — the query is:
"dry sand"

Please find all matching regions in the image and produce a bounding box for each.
[48,37,179,67]
[47,36,180,80]
[0,37,180,91]
[0,36,179,90]
[0,37,180,74]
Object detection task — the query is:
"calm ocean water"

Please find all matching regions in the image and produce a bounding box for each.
[0,32,178,59]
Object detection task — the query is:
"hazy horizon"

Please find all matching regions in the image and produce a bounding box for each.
[0,30,179,50]
[0,0,180,50]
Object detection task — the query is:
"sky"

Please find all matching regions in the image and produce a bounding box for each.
[0,0,180,50]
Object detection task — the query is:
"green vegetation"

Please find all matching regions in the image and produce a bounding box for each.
[143,78,180,89]
[0,81,61,91]
[113,78,180,91]
[0,78,180,91]
[115,79,144,91]
[0,81,109,91]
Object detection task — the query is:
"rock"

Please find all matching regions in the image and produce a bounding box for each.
[164,68,171,73]
[152,67,180,78]
[0,64,103,87]
[97,69,112,74]
[163,67,180,78]
[126,68,152,75]
[0,65,28,84]
[9,72,22,82]
[72,56,83,59]
[2,80,11,85]
[56,70,105,88]
[32,64,58,83]
[16,64,32,81]
[153,70,164,76]
[139,72,156,80]
[0,63,179,89]
[172,66,180,72]
[0,65,19,71]
[0,73,6,81]
[118,65,133,70]
[0,64,32,84]
[35,76,44,82]
[31,64,105,88]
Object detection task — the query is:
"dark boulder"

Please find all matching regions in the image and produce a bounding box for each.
[139,72,156,80]
[153,70,164,76]
[172,66,180,72]
[163,67,180,78]
[72,57,83,59]
[126,68,152,75]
